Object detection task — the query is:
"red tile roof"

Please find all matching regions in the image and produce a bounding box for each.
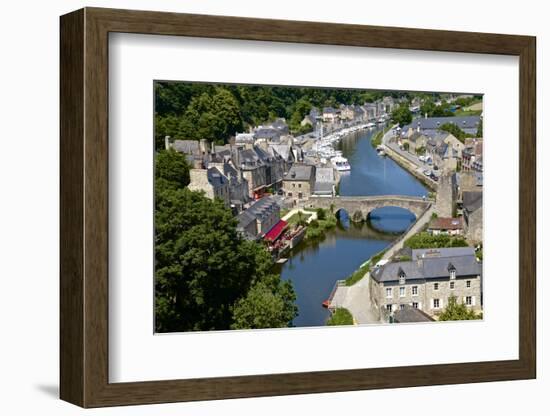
[428,217,464,230]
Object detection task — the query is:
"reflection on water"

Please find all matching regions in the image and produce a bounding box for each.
[278,127,428,328]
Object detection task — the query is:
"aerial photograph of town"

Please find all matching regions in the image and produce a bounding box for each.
[154,81,484,333]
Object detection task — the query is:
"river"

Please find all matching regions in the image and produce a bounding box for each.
[277,127,428,327]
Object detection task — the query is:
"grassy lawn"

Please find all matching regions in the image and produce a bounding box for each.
[453,109,482,117]
[286,211,312,226]
[326,308,354,326]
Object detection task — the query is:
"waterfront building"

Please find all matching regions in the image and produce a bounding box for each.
[313,167,337,197]
[236,196,281,241]
[282,164,316,203]
[322,107,339,123]
[370,247,482,318]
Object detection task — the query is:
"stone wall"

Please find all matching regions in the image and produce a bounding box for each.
[307,195,431,219]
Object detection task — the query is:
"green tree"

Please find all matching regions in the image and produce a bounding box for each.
[439,122,474,142]
[327,308,354,325]
[231,275,298,329]
[438,296,481,321]
[155,149,190,189]
[391,105,413,127]
[154,155,297,332]
[316,208,327,221]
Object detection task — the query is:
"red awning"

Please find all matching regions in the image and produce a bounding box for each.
[264,220,288,242]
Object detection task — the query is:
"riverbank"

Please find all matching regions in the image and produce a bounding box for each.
[383,144,438,192]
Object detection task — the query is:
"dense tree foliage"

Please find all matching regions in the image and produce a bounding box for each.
[154,81,418,150]
[438,122,475,142]
[155,149,190,188]
[438,296,482,321]
[391,105,413,127]
[155,151,298,332]
[404,232,468,249]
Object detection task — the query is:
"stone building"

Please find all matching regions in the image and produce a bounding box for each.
[370,247,482,319]
[435,172,458,217]
[236,196,281,241]
[187,167,231,207]
[282,164,316,203]
[463,191,483,243]
[313,167,336,197]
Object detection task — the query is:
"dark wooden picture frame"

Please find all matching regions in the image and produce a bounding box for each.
[60,7,536,408]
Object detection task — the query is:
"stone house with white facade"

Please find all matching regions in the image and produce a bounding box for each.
[370,247,482,319]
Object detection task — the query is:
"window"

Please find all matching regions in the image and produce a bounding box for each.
[292,183,296,188]
[450,281,455,290]
[386,287,392,298]
[433,299,440,309]
[399,304,405,310]
[450,269,456,280]
[298,192,303,199]
[399,287,405,297]
[412,286,418,296]
[386,304,392,312]
[466,280,471,288]
[298,183,302,188]
[434,282,439,291]
[465,296,472,306]
[287,192,292,197]
[412,302,419,309]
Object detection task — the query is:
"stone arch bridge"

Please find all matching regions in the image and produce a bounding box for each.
[307,195,432,219]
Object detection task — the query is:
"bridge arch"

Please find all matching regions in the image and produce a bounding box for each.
[307,195,431,222]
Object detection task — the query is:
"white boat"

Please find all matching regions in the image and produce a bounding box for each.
[331,155,351,171]
[376,145,386,156]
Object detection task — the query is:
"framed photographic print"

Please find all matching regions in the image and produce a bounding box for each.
[60,7,536,408]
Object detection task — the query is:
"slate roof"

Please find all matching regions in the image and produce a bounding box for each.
[315,167,335,183]
[172,140,199,154]
[371,254,481,283]
[393,307,435,323]
[463,191,483,213]
[236,196,279,234]
[207,167,228,188]
[412,247,475,259]
[284,164,315,182]
[313,182,334,195]
[403,116,481,135]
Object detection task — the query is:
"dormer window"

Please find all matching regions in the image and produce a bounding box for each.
[448,263,456,280]
[398,267,406,285]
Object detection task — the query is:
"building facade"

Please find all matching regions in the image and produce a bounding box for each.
[370,247,482,318]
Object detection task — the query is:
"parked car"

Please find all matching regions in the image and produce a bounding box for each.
[423,169,432,176]
[430,173,439,181]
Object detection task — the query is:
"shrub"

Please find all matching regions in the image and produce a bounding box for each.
[327,308,354,326]
[316,208,327,221]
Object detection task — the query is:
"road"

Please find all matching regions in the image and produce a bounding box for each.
[381,126,438,187]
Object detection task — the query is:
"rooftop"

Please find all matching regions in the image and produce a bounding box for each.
[284,164,315,182]
[428,217,464,231]
[371,254,481,283]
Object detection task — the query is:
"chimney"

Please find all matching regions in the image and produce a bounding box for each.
[164,136,171,150]
[425,113,428,119]
[211,142,216,155]
[199,139,209,154]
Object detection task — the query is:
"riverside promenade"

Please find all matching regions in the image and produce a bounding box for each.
[380,125,438,190]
